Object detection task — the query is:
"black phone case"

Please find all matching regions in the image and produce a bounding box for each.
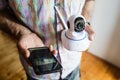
[28,47,62,75]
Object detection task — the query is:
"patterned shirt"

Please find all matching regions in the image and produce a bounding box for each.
[0,0,85,79]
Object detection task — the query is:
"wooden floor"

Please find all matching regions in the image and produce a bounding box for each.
[0,30,120,80]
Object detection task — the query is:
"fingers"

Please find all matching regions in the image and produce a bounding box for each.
[49,45,53,51]
[17,44,29,58]
[22,49,32,66]
[24,49,30,58]
[85,26,95,41]
[49,45,58,55]
[52,50,58,55]
[19,48,30,58]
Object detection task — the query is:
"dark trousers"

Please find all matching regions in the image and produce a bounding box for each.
[27,66,80,80]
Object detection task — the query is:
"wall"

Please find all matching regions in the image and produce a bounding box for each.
[89,0,120,67]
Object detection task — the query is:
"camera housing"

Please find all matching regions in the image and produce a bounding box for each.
[54,5,90,52]
[61,15,90,51]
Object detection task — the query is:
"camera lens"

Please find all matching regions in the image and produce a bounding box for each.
[74,17,85,32]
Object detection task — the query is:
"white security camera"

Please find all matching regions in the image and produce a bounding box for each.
[55,6,90,51]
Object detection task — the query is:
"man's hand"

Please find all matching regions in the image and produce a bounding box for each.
[81,0,95,41]
[17,33,44,58]
[17,33,57,58]
[0,10,57,59]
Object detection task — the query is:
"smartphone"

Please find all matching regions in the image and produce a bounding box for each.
[28,47,63,75]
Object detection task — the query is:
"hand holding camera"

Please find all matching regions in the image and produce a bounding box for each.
[54,6,92,51]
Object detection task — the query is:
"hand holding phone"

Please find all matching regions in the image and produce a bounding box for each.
[28,47,62,75]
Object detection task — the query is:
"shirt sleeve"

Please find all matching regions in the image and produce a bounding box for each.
[0,0,7,10]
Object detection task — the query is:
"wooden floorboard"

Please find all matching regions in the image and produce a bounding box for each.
[0,30,120,80]
[81,52,120,80]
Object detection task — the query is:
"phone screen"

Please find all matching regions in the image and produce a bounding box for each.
[28,47,62,75]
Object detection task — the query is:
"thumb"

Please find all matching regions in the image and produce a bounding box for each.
[49,45,58,55]
[49,45,54,52]
[85,26,95,41]
[52,50,58,55]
